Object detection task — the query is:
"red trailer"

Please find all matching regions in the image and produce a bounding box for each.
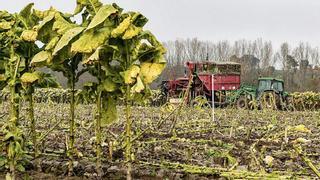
[161,61,241,106]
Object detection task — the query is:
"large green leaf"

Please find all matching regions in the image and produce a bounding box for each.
[101,96,118,127]
[71,27,111,53]
[53,27,85,55]
[18,3,38,28]
[86,5,118,30]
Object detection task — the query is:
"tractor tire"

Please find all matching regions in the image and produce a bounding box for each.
[260,91,280,110]
[236,96,248,109]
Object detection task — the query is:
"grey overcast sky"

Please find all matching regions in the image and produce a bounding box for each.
[4,0,320,48]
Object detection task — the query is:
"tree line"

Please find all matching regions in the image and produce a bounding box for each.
[161,38,320,92]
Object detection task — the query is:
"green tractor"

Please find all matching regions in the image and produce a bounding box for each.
[230,77,291,110]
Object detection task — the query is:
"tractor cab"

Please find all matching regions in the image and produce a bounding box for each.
[257,78,284,95]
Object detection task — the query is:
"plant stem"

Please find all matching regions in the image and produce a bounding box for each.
[68,77,75,176]
[125,85,132,180]
[95,60,103,177]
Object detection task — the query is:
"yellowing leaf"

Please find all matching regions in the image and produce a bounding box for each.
[53,27,85,55]
[21,30,38,42]
[140,62,165,84]
[131,76,144,93]
[123,25,141,40]
[20,72,40,84]
[121,65,140,84]
[71,28,111,53]
[0,21,14,30]
[45,36,60,50]
[31,51,52,66]
[86,5,118,30]
[111,16,131,38]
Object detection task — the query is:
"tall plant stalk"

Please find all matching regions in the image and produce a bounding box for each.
[68,74,76,176]
[125,85,132,180]
[95,61,103,177]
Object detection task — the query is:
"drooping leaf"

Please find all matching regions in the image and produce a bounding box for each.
[111,16,131,38]
[71,27,111,53]
[140,62,166,84]
[121,65,140,84]
[52,14,77,35]
[53,27,85,55]
[82,46,101,64]
[31,51,52,66]
[101,96,118,127]
[131,76,144,93]
[36,14,56,43]
[86,5,118,30]
[21,30,38,42]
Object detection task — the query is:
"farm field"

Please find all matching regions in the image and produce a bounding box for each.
[1,102,319,179]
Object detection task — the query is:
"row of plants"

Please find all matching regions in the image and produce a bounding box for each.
[1,102,319,178]
[290,91,320,111]
[0,1,166,179]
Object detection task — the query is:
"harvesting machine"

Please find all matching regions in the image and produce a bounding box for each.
[160,61,291,110]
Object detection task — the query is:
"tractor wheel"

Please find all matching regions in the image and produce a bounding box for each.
[260,92,280,110]
[236,96,248,109]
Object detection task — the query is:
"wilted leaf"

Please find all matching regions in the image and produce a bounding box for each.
[53,27,85,55]
[111,16,131,38]
[0,74,6,81]
[21,30,38,42]
[121,65,140,84]
[86,5,118,30]
[74,0,103,15]
[140,62,165,84]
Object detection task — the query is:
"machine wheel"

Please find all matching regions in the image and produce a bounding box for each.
[236,96,248,109]
[260,91,280,110]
